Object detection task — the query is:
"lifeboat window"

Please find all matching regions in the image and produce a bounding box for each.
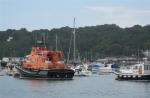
[47,56,52,61]
[29,58,36,62]
[144,65,150,70]
[144,65,147,70]
[57,74,59,77]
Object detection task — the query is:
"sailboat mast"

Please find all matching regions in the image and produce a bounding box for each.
[56,34,58,50]
[73,18,76,63]
[67,34,72,63]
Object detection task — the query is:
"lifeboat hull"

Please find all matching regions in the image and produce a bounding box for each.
[15,65,75,79]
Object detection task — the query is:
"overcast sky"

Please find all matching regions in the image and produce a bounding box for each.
[0,0,150,30]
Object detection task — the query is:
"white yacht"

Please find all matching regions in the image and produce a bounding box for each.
[88,63,104,73]
[98,64,113,75]
[74,63,92,76]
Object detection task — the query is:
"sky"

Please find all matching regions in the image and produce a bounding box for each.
[0,0,150,31]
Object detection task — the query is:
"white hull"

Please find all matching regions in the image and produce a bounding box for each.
[98,64,114,75]
[74,70,92,76]
[98,68,113,75]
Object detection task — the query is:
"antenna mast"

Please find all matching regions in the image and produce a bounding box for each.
[43,33,46,48]
[73,18,76,63]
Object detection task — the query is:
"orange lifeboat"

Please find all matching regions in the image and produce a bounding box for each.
[15,42,74,79]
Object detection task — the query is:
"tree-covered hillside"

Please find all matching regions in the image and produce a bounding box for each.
[0,24,150,59]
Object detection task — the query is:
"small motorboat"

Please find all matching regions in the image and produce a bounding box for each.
[98,64,120,75]
[88,63,104,74]
[98,64,113,75]
[74,63,92,76]
[5,62,18,76]
[0,57,9,67]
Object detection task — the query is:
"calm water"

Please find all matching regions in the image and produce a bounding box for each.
[0,74,150,98]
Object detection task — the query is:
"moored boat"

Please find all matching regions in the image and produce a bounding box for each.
[15,41,74,79]
[98,64,113,75]
[98,63,120,75]
[74,63,92,76]
[0,57,9,67]
[115,63,150,80]
[87,63,104,74]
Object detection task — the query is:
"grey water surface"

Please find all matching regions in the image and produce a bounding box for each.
[0,74,150,98]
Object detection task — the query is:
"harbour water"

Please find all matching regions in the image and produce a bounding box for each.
[0,75,150,98]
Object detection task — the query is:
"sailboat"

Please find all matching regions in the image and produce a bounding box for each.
[71,18,92,76]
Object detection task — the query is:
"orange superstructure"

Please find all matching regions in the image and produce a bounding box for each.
[23,46,65,69]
